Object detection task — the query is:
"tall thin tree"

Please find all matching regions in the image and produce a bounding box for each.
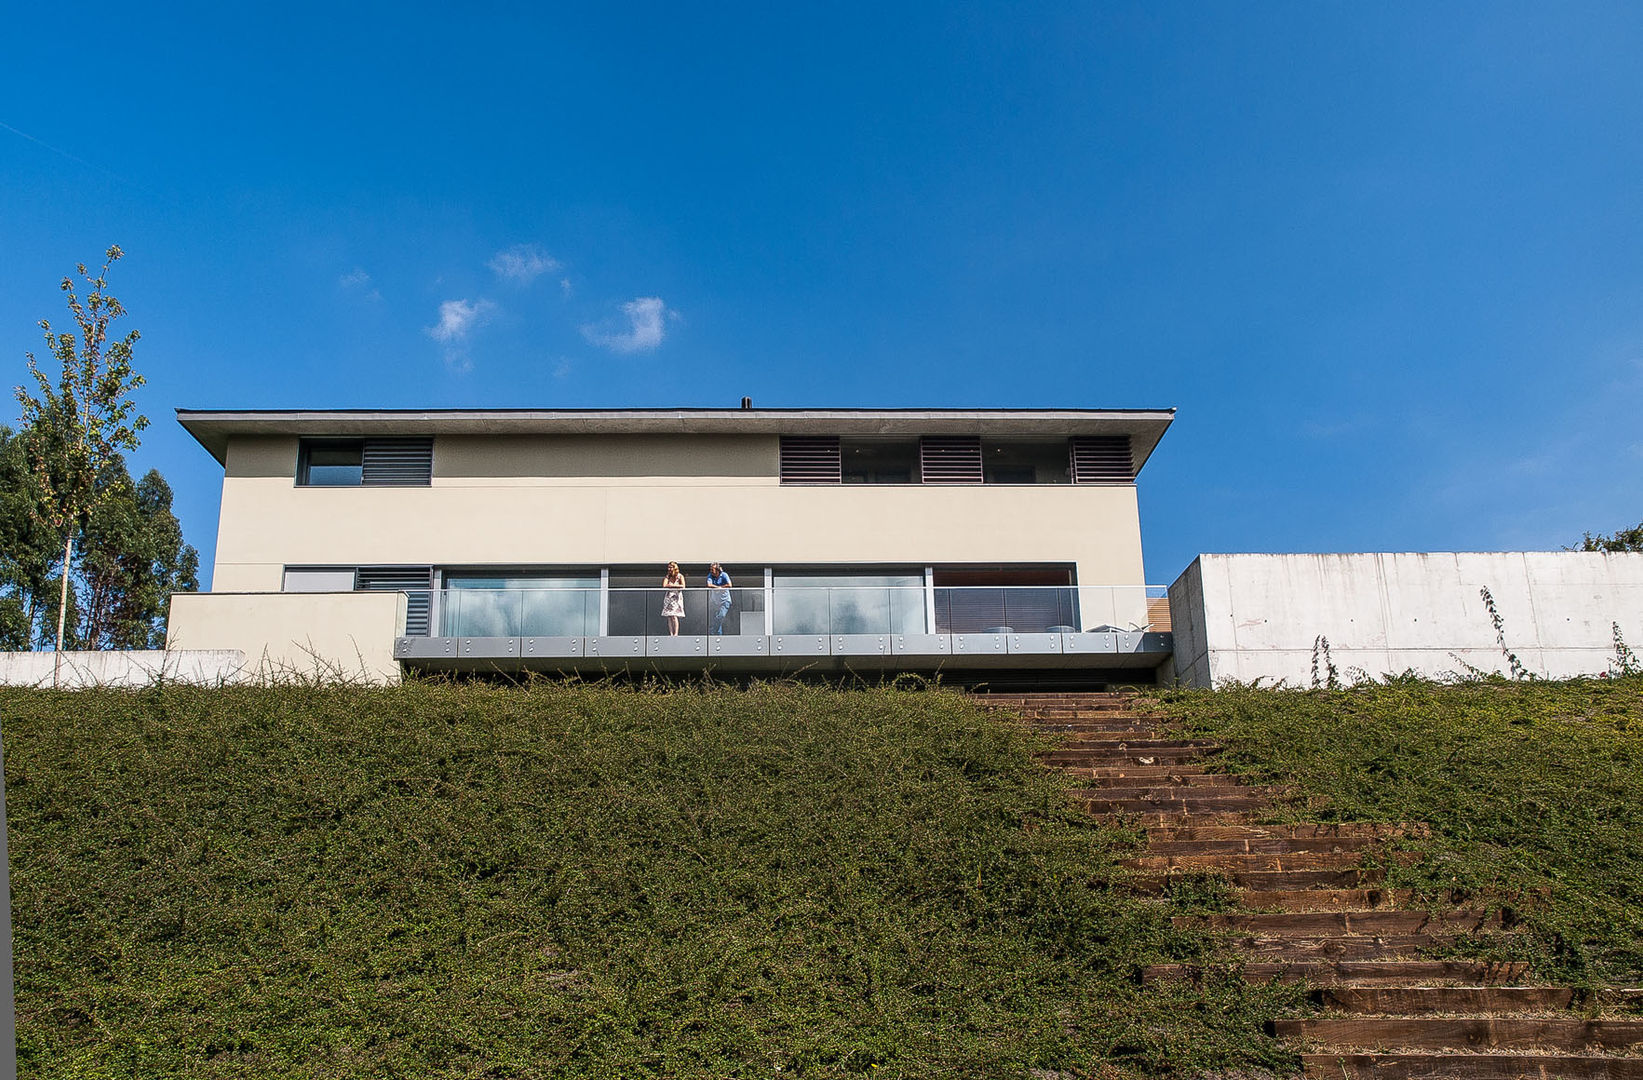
[14,247,148,684]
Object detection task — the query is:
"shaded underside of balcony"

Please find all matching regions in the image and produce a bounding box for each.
[395,629,1172,674]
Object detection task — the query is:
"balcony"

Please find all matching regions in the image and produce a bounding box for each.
[393,585,1173,673]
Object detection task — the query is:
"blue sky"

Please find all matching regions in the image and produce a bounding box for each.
[3,2,1641,587]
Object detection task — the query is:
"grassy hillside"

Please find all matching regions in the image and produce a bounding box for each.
[1158,676,1643,986]
[2,681,1296,1080]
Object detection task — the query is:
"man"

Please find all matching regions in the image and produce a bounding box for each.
[706,562,733,635]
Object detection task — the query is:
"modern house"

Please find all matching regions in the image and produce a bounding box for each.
[166,407,1176,681]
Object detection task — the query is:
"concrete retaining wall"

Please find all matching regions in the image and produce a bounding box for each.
[166,591,406,684]
[0,650,246,688]
[1168,552,1643,687]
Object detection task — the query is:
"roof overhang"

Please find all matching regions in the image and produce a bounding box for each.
[177,407,1176,473]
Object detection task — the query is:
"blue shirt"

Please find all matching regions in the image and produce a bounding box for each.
[707,570,732,601]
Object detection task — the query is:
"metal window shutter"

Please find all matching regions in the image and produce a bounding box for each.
[1070,436,1133,483]
[919,436,982,484]
[355,566,434,635]
[362,438,434,486]
[779,436,841,483]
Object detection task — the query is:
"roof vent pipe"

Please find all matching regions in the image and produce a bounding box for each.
[741,397,752,410]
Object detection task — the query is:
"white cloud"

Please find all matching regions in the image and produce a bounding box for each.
[338,267,382,302]
[581,296,673,354]
[489,244,561,285]
[427,298,496,344]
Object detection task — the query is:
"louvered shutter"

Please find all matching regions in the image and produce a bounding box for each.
[779,436,841,483]
[919,436,982,484]
[362,438,434,486]
[356,566,435,635]
[1070,436,1133,483]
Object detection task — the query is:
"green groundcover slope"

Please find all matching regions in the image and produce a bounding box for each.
[1,682,1295,1080]
[1163,676,1643,988]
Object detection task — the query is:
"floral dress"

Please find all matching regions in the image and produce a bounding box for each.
[661,579,685,617]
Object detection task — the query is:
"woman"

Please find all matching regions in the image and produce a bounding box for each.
[661,561,686,635]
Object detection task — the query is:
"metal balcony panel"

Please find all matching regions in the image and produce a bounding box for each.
[522,636,582,658]
[772,634,829,656]
[1007,633,1063,655]
[892,633,950,655]
[587,636,644,657]
[396,635,462,659]
[709,635,769,657]
[1062,632,1119,654]
[831,634,892,656]
[952,633,1008,655]
[648,635,710,657]
[461,637,519,657]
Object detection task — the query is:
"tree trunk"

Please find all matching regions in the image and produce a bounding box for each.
[52,531,74,688]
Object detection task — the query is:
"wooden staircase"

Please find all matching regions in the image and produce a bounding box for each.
[976,691,1643,1080]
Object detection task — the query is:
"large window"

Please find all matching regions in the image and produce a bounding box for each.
[606,566,764,636]
[440,573,600,637]
[981,440,1071,484]
[298,438,434,486]
[841,438,921,484]
[298,441,365,486]
[932,567,1077,633]
[771,569,926,635]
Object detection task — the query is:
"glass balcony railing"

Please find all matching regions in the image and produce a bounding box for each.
[401,585,1171,638]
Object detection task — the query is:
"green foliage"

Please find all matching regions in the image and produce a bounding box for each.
[0,430,197,649]
[13,246,150,656]
[5,682,1300,1079]
[14,246,148,526]
[5,249,196,651]
[1159,678,1643,985]
[75,463,199,648]
[1577,521,1643,553]
[0,424,61,649]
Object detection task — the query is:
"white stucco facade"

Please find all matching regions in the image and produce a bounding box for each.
[166,408,1173,678]
[1168,552,1643,687]
[207,433,1150,594]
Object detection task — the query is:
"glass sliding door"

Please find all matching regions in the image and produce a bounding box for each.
[606,566,764,636]
[771,570,927,635]
[441,574,600,637]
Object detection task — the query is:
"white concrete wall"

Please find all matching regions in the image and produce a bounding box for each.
[208,434,1150,601]
[166,591,406,684]
[0,650,247,688]
[1168,552,1643,687]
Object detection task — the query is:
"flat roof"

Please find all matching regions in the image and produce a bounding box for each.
[176,407,1175,471]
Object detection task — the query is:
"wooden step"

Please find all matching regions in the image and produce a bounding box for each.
[1146,823,1429,842]
[1236,888,1418,912]
[1316,986,1579,1015]
[1109,810,1264,829]
[1076,781,1258,801]
[1146,835,1382,855]
[1300,1053,1643,1079]
[1144,960,1533,987]
[1132,867,1388,891]
[1125,850,1390,872]
[1054,750,1220,769]
[1276,1017,1643,1052]
[1016,708,1151,718]
[1240,933,1509,961]
[1185,911,1506,936]
[1040,730,1176,743]
[1026,723,1162,735]
[1083,794,1268,815]
[1079,773,1244,790]
[1048,747,1219,763]
[1068,764,1211,779]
